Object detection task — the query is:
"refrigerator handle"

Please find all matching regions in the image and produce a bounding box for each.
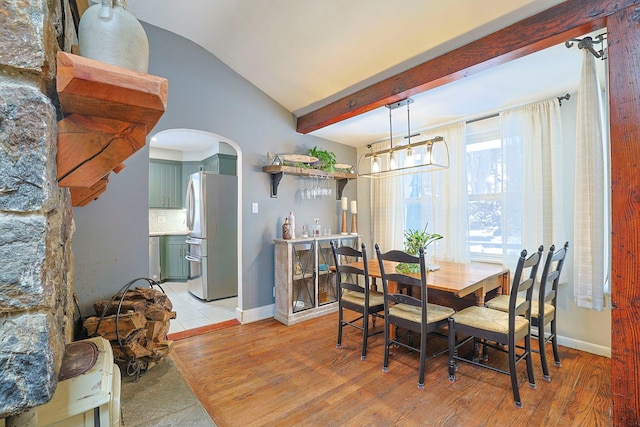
[186,178,195,231]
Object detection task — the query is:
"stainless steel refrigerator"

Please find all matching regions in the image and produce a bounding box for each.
[185,171,238,301]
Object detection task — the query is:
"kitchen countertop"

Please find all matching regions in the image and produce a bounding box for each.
[149,231,189,236]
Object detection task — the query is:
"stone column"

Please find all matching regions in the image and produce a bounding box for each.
[0,0,75,419]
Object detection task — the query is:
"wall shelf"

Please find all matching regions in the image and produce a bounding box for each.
[262,165,356,199]
[56,51,168,206]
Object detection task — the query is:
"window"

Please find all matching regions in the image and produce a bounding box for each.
[402,173,433,233]
[466,116,521,261]
[398,116,522,262]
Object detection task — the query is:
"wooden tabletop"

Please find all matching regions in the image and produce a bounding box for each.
[351,259,510,299]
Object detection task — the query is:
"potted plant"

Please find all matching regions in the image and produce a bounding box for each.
[308,146,337,172]
[397,224,443,273]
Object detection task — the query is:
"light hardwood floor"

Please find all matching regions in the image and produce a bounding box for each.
[170,313,611,426]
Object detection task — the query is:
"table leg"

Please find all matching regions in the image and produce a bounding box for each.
[475,289,486,307]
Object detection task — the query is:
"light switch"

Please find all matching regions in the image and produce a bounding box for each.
[252,202,259,213]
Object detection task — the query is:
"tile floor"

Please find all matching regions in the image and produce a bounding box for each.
[159,281,237,334]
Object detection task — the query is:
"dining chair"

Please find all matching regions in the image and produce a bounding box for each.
[448,246,543,408]
[485,242,569,381]
[331,241,384,361]
[374,244,455,390]
[531,242,570,380]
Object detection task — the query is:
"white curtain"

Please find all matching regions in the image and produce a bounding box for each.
[501,98,565,271]
[573,50,607,311]
[422,123,469,262]
[370,140,404,252]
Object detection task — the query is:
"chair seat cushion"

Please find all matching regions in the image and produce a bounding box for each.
[530,301,555,319]
[342,289,385,307]
[485,295,520,312]
[389,302,454,324]
[486,295,554,319]
[452,306,529,335]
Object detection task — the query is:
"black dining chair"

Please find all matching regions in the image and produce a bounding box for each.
[375,244,455,390]
[448,246,543,407]
[331,241,384,360]
[485,242,569,381]
[531,242,569,380]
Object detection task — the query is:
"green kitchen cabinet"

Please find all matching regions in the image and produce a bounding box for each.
[160,234,189,281]
[150,156,236,209]
[202,153,237,175]
[149,159,183,208]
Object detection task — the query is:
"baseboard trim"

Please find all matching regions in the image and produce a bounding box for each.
[557,335,611,358]
[531,326,611,357]
[167,318,240,341]
[237,303,275,324]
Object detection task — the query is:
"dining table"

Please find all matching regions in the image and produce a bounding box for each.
[346,259,511,310]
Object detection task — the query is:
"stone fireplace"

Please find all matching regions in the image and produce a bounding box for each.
[0,0,76,420]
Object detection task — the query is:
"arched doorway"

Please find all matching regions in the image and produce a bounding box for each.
[148,128,243,333]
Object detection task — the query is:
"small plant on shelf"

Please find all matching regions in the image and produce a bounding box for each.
[396,223,443,273]
[308,146,337,172]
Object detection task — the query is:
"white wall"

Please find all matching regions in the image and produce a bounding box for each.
[556,97,611,356]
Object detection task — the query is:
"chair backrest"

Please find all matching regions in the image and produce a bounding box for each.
[509,245,544,321]
[538,242,569,312]
[374,244,428,321]
[331,241,370,298]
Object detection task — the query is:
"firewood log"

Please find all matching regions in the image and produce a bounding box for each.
[84,312,147,340]
[93,299,146,316]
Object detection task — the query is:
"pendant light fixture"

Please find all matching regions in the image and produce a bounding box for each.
[357,97,450,178]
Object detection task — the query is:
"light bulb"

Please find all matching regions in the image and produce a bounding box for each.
[405,147,414,167]
[371,156,380,173]
[425,144,433,165]
[389,151,397,170]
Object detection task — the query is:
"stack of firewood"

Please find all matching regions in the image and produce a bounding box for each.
[84,287,176,366]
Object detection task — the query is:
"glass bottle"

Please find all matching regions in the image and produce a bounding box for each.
[289,211,296,239]
[282,218,291,240]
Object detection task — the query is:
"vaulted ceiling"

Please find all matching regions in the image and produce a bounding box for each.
[125,0,605,148]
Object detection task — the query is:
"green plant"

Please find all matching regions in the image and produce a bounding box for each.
[397,224,443,273]
[308,146,337,172]
[403,224,443,255]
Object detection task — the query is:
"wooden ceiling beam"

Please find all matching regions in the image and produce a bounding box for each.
[295,0,627,134]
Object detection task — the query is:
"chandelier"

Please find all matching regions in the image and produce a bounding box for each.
[357,98,449,178]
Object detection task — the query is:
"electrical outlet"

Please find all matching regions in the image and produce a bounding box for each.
[252,202,259,214]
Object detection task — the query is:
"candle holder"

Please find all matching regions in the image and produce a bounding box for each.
[350,213,358,235]
[341,210,348,234]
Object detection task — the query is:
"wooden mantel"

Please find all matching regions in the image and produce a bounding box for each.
[56,51,168,206]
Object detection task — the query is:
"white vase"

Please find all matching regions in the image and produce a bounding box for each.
[78,0,149,73]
